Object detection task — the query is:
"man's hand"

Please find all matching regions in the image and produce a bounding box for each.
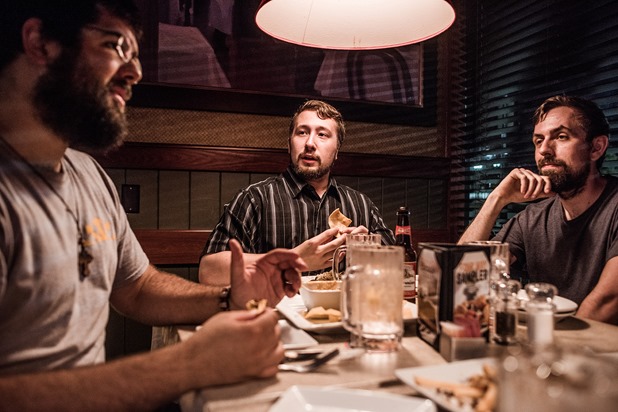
[494,168,555,205]
[458,168,555,244]
[228,239,307,309]
[291,226,369,272]
[184,309,284,387]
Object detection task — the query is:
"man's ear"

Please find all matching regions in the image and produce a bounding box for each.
[21,18,60,65]
[591,135,609,162]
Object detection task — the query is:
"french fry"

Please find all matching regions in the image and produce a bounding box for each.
[245,298,267,314]
[414,375,477,392]
[475,382,497,412]
[482,363,498,381]
[413,362,498,412]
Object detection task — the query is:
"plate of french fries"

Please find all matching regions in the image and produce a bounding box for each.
[395,357,498,412]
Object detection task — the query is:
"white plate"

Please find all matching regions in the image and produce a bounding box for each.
[279,320,318,349]
[516,291,578,322]
[269,385,437,412]
[276,294,418,334]
[395,357,496,412]
[516,290,578,313]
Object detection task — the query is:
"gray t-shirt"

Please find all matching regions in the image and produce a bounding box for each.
[494,176,618,304]
[0,145,149,374]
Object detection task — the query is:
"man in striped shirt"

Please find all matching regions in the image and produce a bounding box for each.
[199,100,395,285]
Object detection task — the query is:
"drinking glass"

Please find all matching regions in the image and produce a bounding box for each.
[499,347,618,412]
[332,233,382,275]
[465,240,511,342]
[341,245,404,352]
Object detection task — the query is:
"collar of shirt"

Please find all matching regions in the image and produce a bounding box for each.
[283,165,341,201]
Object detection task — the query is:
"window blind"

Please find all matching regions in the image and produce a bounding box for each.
[454,0,618,236]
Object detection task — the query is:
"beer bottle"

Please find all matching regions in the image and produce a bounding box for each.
[396,206,417,300]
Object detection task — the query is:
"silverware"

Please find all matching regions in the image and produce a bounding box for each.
[283,349,324,363]
[278,348,339,372]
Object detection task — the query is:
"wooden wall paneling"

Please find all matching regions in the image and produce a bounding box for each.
[382,178,408,230]
[357,176,383,204]
[126,169,159,229]
[190,171,221,229]
[406,179,430,229]
[428,179,447,229]
[250,173,276,184]
[333,175,360,191]
[133,229,212,266]
[97,143,450,179]
[159,170,190,229]
[220,172,250,212]
[122,318,152,357]
[106,168,126,196]
[105,308,125,360]
[189,267,199,283]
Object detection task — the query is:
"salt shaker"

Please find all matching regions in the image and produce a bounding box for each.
[525,282,558,347]
[491,279,521,344]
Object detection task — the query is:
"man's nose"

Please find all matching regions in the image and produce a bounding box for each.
[119,58,142,85]
[304,133,317,148]
[538,138,554,155]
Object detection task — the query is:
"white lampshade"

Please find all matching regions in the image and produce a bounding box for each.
[255,0,456,50]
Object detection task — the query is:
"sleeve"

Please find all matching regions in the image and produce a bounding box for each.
[92,160,149,289]
[369,202,396,245]
[201,189,260,256]
[605,189,618,261]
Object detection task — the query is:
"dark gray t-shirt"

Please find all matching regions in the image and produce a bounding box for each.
[494,175,618,304]
[0,146,149,374]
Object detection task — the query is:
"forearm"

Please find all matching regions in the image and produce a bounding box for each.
[577,298,618,325]
[0,344,197,412]
[578,291,618,325]
[458,192,507,244]
[198,251,263,285]
[199,252,233,285]
[576,257,618,325]
[111,266,223,325]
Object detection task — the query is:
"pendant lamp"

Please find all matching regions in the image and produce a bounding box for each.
[255,0,456,50]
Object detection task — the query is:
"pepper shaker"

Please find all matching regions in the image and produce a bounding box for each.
[491,279,521,344]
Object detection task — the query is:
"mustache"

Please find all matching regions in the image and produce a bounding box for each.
[108,80,132,101]
[538,157,567,168]
[299,152,321,162]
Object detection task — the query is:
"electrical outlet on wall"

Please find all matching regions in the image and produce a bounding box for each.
[121,184,140,213]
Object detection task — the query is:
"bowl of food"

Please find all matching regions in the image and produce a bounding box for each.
[299,279,342,310]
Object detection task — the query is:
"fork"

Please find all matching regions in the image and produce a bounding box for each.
[278,348,340,372]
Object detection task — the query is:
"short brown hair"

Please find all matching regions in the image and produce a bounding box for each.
[288,100,346,148]
[533,95,610,169]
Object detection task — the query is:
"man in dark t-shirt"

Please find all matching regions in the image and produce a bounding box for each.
[459,96,618,325]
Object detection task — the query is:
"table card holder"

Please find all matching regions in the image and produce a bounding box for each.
[416,243,491,359]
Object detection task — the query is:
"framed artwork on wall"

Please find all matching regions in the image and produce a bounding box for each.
[131,0,439,126]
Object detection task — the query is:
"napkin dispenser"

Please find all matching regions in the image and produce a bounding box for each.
[416,243,491,354]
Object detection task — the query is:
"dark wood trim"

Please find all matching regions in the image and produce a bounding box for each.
[133,229,211,266]
[96,142,450,179]
[133,228,450,266]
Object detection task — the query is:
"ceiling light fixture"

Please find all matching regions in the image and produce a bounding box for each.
[255,0,456,50]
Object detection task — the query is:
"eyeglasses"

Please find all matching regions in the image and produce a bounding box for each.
[84,25,139,65]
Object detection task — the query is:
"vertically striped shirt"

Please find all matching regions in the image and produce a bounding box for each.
[202,166,395,262]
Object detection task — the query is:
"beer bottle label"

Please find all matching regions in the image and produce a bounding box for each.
[403,261,417,299]
[395,225,411,236]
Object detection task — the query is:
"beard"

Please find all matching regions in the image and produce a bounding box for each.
[538,156,590,199]
[33,48,129,154]
[292,152,335,181]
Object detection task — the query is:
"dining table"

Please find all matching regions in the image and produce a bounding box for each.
[163,308,618,412]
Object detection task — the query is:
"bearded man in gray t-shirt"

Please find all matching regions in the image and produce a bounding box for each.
[459,95,618,325]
